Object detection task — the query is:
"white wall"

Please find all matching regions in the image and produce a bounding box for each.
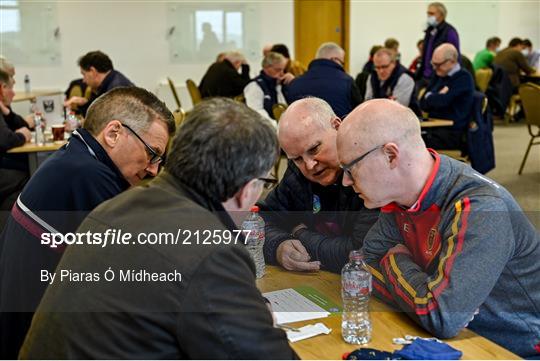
[349,0,540,77]
[10,1,294,110]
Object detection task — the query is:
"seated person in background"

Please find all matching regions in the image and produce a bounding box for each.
[271,43,307,77]
[356,45,383,102]
[199,51,250,98]
[364,48,418,112]
[408,39,424,74]
[20,98,296,360]
[244,52,290,123]
[523,39,540,70]
[258,97,379,273]
[64,78,92,115]
[0,69,32,226]
[473,36,501,70]
[64,51,134,115]
[287,42,361,119]
[337,99,540,359]
[0,87,175,359]
[493,38,535,92]
[384,37,401,61]
[420,43,474,150]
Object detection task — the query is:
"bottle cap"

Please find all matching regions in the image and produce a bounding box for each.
[349,250,363,261]
[250,205,260,212]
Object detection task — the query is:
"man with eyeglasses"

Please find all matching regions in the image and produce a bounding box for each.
[364,48,419,113]
[286,42,361,118]
[419,43,474,150]
[0,87,175,358]
[244,52,293,123]
[336,99,540,359]
[258,97,379,273]
[20,98,296,359]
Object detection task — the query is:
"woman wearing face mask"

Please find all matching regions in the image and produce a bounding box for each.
[415,2,460,88]
[523,39,540,69]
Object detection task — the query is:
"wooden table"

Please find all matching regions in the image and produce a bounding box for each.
[421,118,454,128]
[13,90,63,103]
[257,266,519,360]
[7,141,66,174]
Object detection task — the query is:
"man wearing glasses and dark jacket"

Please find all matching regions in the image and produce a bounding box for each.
[258,97,379,274]
[0,87,175,359]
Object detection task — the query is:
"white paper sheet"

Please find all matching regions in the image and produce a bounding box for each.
[262,288,330,325]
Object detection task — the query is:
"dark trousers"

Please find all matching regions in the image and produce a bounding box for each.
[422,128,466,152]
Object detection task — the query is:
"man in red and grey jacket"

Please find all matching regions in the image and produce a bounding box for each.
[337,99,540,358]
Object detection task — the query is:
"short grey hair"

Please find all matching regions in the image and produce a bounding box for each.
[262,52,285,68]
[84,87,175,137]
[166,98,279,202]
[280,97,337,132]
[224,51,246,64]
[0,56,15,77]
[437,43,458,62]
[374,48,397,62]
[315,42,345,60]
[429,2,447,19]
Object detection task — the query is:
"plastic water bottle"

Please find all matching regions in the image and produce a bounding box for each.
[34,112,45,145]
[24,74,31,94]
[65,111,79,132]
[242,206,265,278]
[341,250,372,344]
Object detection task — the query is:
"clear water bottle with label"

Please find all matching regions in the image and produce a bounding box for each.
[65,111,79,132]
[241,206,266,278]
[341,250,372,344]
[34,112,45,145]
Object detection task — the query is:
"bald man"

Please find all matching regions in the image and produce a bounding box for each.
[337,99,540,358]
[257,98,378,273]
[420,43,474,150]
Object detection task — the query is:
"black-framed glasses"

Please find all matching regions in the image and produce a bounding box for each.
[340,145,383,179]
[431,58,450,69]
[258,177,278,190]
[121,123,165,165]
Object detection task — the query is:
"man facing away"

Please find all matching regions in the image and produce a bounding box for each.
[0,87,175,358]
[286,42,361,119]
[20,98,296,359]
[336,98,540,358]
[64,50,134,116]
[199,51,251,98]
[258,97,379,273]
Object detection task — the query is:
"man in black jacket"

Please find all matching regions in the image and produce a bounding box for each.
[199,51,251,98]
[259,98,379,273]
[20,98,296,359]
[0,87,175,359]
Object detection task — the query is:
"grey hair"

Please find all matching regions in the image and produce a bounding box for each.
[280,97,337,132]
[224,51,246,64]
[166,98,279,202]
[262,52,285,68]
[374,48,397,62]
[0,56,15,76]
[315,42,345,60]
[84,87,175,137]
[429,2,447,19]
[438,43,458,61]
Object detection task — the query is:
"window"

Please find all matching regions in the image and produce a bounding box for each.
[0,0,21,33]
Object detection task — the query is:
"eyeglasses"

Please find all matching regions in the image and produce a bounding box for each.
[431,59,450,69]
[121,123,165,165]
[339,145,383,179]
[258,177,278,190]
[374,63,393,70]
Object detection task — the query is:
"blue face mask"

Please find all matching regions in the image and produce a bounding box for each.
[427,15,438,27]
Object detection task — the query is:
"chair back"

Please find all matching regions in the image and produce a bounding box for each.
[186,79,202,106]
[272,103,288,122]
[167,77,182,111]
[173,108,186,128]
[519,82,540,128]
[233,94,245,103]
[475,68,493,93]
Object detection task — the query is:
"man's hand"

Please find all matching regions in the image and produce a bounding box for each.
[24,114,35,128]
[280,73,295,85]
[276,239,321,272]
[64,96,88,108]
[438,86,449,94]
[16,127,32,142]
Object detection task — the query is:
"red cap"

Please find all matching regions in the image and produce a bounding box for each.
[250,206,259,212]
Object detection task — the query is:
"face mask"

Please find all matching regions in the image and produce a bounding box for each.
[495,47,500,53]
[427,15,438,27]
[522,49,530,56]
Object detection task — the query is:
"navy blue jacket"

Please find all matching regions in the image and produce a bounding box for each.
[286,59,360,118]
[0,128,129,358]
[251,71,279,119]
[420,68,474,131]
[81,70,134,115]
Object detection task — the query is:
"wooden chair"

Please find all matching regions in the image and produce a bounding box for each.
[475,68,493,93]
[173,108,186,128]
[186,79,202,106]
[272,103,287,122]
[233,94,245,103]
[518,82,540,174]
[167,77,182,111]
